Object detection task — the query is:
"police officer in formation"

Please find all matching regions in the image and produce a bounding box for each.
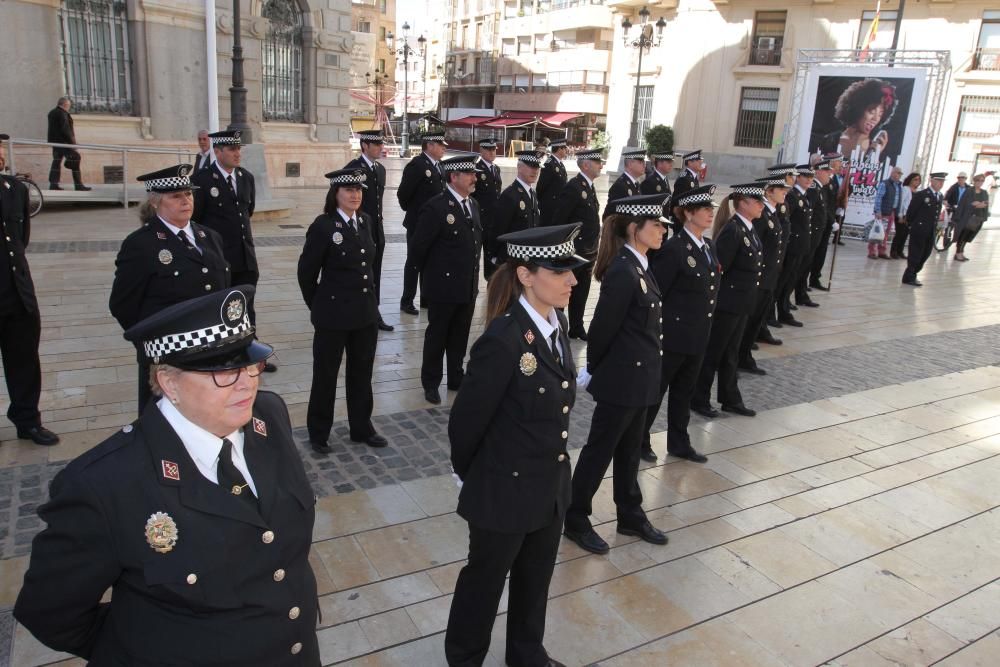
[902,172,947,287]
[298,169,388,453]
[691,184,765,419]
[775,166,815,328]
[0,134,59,446]
[640,184,719,464]
[536,138,569,226]
[344,129,393,331]
[669,149,703,233]
[397,131,448,314]
[762,164,797,332]
[602,148,646,219]
[16,287,321,665]
[640,152,673,197]
[471,138,503,280]
[738,177,790,375]
[564,194,669,555]
[549,149,604,341]
[808,153,843,291]
[445,224,586,667]
[794,160,830,309]
[110,164,230,413]
[488,150,543,266]
[410,155,483,405]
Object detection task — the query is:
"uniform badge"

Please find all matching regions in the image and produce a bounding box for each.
[332,232,344,244]
[2,181,9,190]
[768,220,775,229]
[924,197,930,203]
[687,256,697,268]
[253,417,267,436]
[335,221,343,228]
[226,298,244,322]
[213,172,219,180]
[524,329,536,345]
[582,191,588,199]
[145,512,179,554]
[156,232,167,240]
[480,174,486,180]
[238,170,243,177]
[425,169,432,178]
[519,200,526,211]
[686,244,692,250]
[743,237,751,247]
[639,277,648,293]
[161,460,180,481]
[447,214,458,225]
[627,189,633,196]
[519,352,538,376]
[210,187,220,198]
[197,230,206,238]
[656,185,662,192]
[158,250,173,265]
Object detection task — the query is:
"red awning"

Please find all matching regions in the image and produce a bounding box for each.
[483,112,582,129]
[447,115,497,127]
[542,112,582,126]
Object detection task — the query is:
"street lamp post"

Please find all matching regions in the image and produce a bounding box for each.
[418,34,427,112]
[228,0,253,143]
[387,22,425,156]
[622,7,666,147]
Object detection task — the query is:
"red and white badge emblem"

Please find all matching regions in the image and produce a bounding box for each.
[253,417,267,436]
[161,460,180,481]
[156,232,167,240]
[524,329,535,345]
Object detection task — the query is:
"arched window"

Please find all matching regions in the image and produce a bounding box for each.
[58,0,134,114]
[262,0,305,122]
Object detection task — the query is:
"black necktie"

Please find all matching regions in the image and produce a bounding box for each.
[530,189,538,214]
[703,243,714,266]
[227,174,236,197]
[437,163,445,180]
[349,217,357,231]
[217,438,257,510]
[493,165,500,181]
[177,230,200,254]
[549,330,562,370]
[462,199,472,220]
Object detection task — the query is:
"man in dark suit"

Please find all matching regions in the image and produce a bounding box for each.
[669,149,703,233]
[549,149,603,340]
[536,138,569,226]
[409,155,483,405]
[488,150,543,266]
[602,148,645,219]
[640,153,673,197]
[0,135,59,446]
[902,172,946,287]
[809,153,843,290]
[345,129,393,331]
[775,167,814,328]
[471,138,503,280]
[397,132,447,314]
[192,129,214,173]
[795,160,831,309]
[46,97,90,191]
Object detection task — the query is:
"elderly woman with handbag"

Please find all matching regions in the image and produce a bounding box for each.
[953,173,989,262]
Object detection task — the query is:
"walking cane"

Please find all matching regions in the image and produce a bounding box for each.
[827,216,841,290]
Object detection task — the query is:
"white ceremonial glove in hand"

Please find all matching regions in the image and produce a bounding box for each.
[576,368,592,390]
[832,222,840,232]
[836,208,845,217]
[451,473,463,489]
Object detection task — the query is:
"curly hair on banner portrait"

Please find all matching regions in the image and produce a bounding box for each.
[811,77,911,165]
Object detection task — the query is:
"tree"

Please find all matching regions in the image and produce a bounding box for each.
[644,125,674,155]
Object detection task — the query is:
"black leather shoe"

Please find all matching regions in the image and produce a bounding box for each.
[789,303,798,311]
[757,332,783,345]
[568,328,589,341]
[17,425,60,446]
[805,286,813,292]
[74,184,92,191]
[617,521,668,545]
[739,363,767,376]
[310,439,333,454]
[810,281,830,291]
[563,528,610,554]
[49,183,62,191]
[751,342,759,351]
[352,432,388,448]
[447,377,463,391]
[837,240,846,246]
[798,300,820,308]
[779,316,803,327]
[400,302,419,315]
[691,403,719,419]
[902,279,922,287]
[263,362,278,373]
[543,659,567,667]
[669,448,708,463]
[768,319,783,329]
[640,448,657,463]
[722,403,757,417]
[424,388,442,404]
[377,319,395,332]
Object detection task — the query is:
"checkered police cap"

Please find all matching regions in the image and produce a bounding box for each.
[683,149,703,162]
[423,134,447,143]
[651,153,674,161]
[730,183,766,200]
[358,130,384,142]
[137,164,199,193]
[441,154,478,172]
[611,193,671,218]
[755,176,791,189]
[622,149,647,160]
[767,163,798,177]
[209,130,241,146]
[507,237,576,260]
[325,168,368,188]
[814,160,832,171]
[549,139,567,149]
[575,149,605,162]
[930,172,948,180]
[515,150,544,166]
[478,139,498,149]
[822,152,844,162]
[142,314,251,361]
[676,184,718,208]
[498,223,589,270]
[795,164,816,177]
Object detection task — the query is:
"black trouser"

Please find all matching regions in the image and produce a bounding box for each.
[401,227,420,305]
[1,302,42,429]
[891,221,910,257]
[307,325,378,443]
[739,287,772,368]
[48,147,83,186]
[567,257,594,333]
[955,227,979,253]
[445,515,562,667]
[374,234,386,305]
[422,301,475,390]
[565,403,647,532]
[231,269,260,326]
[810,223,834,284]
[643,350,705,454]
[693,311,747,408]
[903,229,934,282]
[795,233,823,302]
[775,250,803,319]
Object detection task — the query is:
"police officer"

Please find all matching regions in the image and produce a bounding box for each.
[0,134,59,446]
[549,148,604,341]
[640,185,719,464]
[445,223,586,667]
[564,194,669,555]
[471,138,502,280]
[902,172,947,287]
[795,160,830,309]
[410,155,483,405]
[298,169,388,453]
[809,153,843,290]
[345,129,393,331]
[398,131,448,314]
[763,164,797,332]
[602,148,646,219]
[640,153,673,197]
[15,286,320,665]
[691,184,765,419]
[536,138,569,226]
[110,164,231,413]
[775,166,814,328]
[669,149,703,233]
[488,150,543,267]
[738,177,790,375]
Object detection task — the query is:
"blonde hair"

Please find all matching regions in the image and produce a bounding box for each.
[138,192,163,221]
[149,364,180,397]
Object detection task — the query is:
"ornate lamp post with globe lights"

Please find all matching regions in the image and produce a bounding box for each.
[387,22,426,155]
[622,7,666,147]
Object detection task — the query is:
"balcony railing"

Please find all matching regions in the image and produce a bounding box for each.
[972,48,1000,71]
[749,46,782,66]
[498,83,608,94]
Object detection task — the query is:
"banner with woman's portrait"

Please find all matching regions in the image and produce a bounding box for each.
[792,65,929,228]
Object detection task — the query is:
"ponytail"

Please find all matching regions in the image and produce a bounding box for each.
[593,214,629,282]
[485,264,521,322]
[711,197,733,239]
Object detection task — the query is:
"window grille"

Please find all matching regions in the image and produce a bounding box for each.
[950,96,1000,162]
[262,0,305,122]
[58,0,134,115]
[734,87,779,149]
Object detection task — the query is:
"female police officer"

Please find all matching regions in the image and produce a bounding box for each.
[16,286,320,665]
[445,224,587,667]
[298,169,388,453]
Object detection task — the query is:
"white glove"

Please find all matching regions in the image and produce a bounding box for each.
[576,367,592,390]
[832,222,840,232]
[451,473,463,489]
[836,208,845,217]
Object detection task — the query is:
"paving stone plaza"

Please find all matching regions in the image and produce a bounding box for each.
[1,161,999,665]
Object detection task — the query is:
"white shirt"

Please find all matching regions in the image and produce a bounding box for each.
[794,184,807,196]
[360,154,377,170]
[217,164,237,196]
[684,227,706,250]
[624,173,640,188]
[159,216,199,251]
[580,172,595,189]
[735,212,755,233]
[624,243,648,270]
[518,295,563,361]
[197,151,214,168]
[516,177,536,196]
[686,167,698,179]
[763,201,776,214]
[157,398,258,496]
[337,207,358,229]
[423,152,439,168]
[446,185,472,213]
[654,169,670,183]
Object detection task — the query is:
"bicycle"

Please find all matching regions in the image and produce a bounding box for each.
[3,171,44,217]
[934,211,954,252]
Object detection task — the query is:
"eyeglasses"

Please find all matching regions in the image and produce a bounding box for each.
[203,360,268,388]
